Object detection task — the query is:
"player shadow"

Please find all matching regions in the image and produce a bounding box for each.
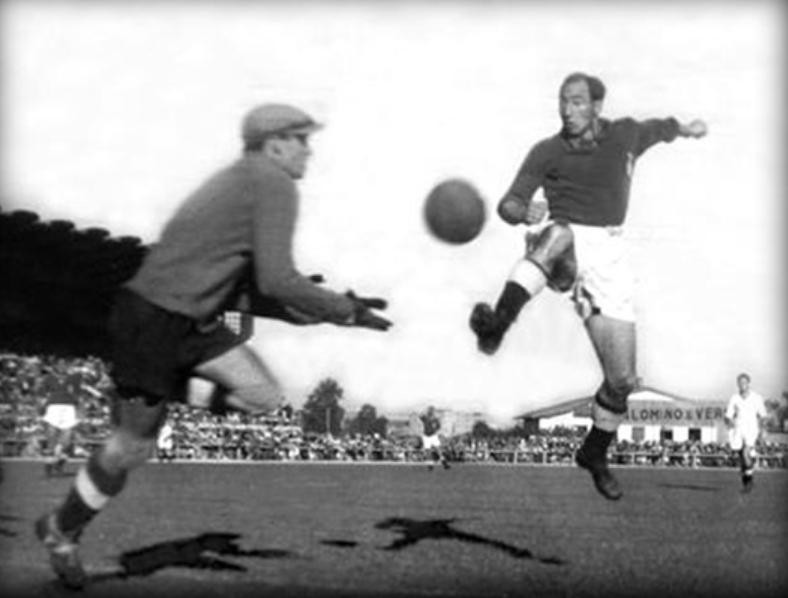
[374,517,565,565]
[320,539,359,548]
[88,532,296,584]
[656,483,720,493]
[0,513,21,537]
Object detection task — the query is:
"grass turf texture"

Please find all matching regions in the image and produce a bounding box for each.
[1,461,786,598]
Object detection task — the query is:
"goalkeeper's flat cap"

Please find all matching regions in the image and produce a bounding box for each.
[241,104,322,145]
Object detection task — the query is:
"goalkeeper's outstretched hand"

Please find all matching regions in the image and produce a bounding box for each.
[346,290,392,331]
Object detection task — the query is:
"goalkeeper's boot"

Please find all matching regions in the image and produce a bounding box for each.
[35,512,87,590]
[575,448,622,501]
[469,303,507,355]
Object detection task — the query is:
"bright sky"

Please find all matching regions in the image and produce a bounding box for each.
[2,1,784,425]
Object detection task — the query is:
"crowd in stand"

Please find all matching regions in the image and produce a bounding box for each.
[1,352,787,468]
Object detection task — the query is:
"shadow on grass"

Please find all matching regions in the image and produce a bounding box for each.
[657,483,721,492]
[88,532,296,583]
[320,539,359,548]
[374,517,565,565]
[0,513,21,537]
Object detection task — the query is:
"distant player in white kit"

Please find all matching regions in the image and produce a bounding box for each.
[724,373,767,493]
[420,406,449,470]
[156,420,175,462]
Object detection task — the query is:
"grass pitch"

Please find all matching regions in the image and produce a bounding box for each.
[1,460,786,598]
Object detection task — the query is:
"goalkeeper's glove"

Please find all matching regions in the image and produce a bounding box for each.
[345,290,392,331]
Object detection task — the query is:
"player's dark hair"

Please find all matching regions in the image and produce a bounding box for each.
[737,373,751,383]
[243,138,267,153]
[561,72,606,101]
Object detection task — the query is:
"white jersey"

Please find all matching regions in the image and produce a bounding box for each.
[157,423,174,451]
[725,390,767,449]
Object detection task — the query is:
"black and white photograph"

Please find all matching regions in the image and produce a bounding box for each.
[1,1,785,597]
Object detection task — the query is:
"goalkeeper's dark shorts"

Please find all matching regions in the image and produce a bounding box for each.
[108,288,244,404]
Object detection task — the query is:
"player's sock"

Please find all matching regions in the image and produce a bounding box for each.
[580,426,615,462]
[505,258,548,317]
[493,282,531,326]
[56,454,127,539]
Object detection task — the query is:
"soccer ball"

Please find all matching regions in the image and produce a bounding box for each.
[423,178,487,244]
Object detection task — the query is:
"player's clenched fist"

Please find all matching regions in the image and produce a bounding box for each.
[525,197,548,225]
[678,119,708,138]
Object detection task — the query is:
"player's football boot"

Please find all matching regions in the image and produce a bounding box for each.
[575,449,623,501]
[741,474,754,493]
[35,512,87,590]
[469,303,506,355]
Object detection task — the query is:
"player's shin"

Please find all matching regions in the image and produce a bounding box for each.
[55,450,128,539]
[580,400,624,463]
[470,260,547,354]
[503,259,548,320]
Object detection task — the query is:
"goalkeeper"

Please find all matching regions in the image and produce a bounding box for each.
[36,103,391,589]
[469,72,707,501]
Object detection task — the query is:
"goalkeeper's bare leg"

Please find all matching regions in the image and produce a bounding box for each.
[35,344,281,589]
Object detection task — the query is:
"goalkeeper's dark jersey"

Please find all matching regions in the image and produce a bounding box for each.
[126,154,354,324]
[501,117,680,226]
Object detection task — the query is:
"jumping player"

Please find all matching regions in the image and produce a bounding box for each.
[724,373,767,493]
[35,103,392,589]
[420,406,449,470]
[470,72,707,499]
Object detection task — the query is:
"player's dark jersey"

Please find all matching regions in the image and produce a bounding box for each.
[40,372,81,406]
[421,413,441,436]
[501,117,680,226]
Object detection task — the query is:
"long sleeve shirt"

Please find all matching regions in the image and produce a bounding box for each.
[126,154,355,324]
[499,117,680,227]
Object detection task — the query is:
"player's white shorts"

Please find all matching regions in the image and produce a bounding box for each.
[43,404,77,430]
[569,224,635,323]
[728,426,759,451]
[527,221,635,322]
[422,434,441,451]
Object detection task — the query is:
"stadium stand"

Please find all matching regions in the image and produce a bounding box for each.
[1,209,786,468]
[0,209,147,358]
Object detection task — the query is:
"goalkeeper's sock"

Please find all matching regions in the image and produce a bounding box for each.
[57,453,127,539]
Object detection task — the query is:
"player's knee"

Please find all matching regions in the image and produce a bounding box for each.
[599,374,637,413]
[529,223,574,268]
[101,433,157,472]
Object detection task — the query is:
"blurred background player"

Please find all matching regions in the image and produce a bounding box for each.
[156,419,175,462]
[420,406,449,470]
[470,72,707,500]
[35,103,392,589]
[724,373,767,493]
[40,360,84,477]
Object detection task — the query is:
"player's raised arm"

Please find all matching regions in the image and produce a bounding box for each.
[677,119,708,138]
